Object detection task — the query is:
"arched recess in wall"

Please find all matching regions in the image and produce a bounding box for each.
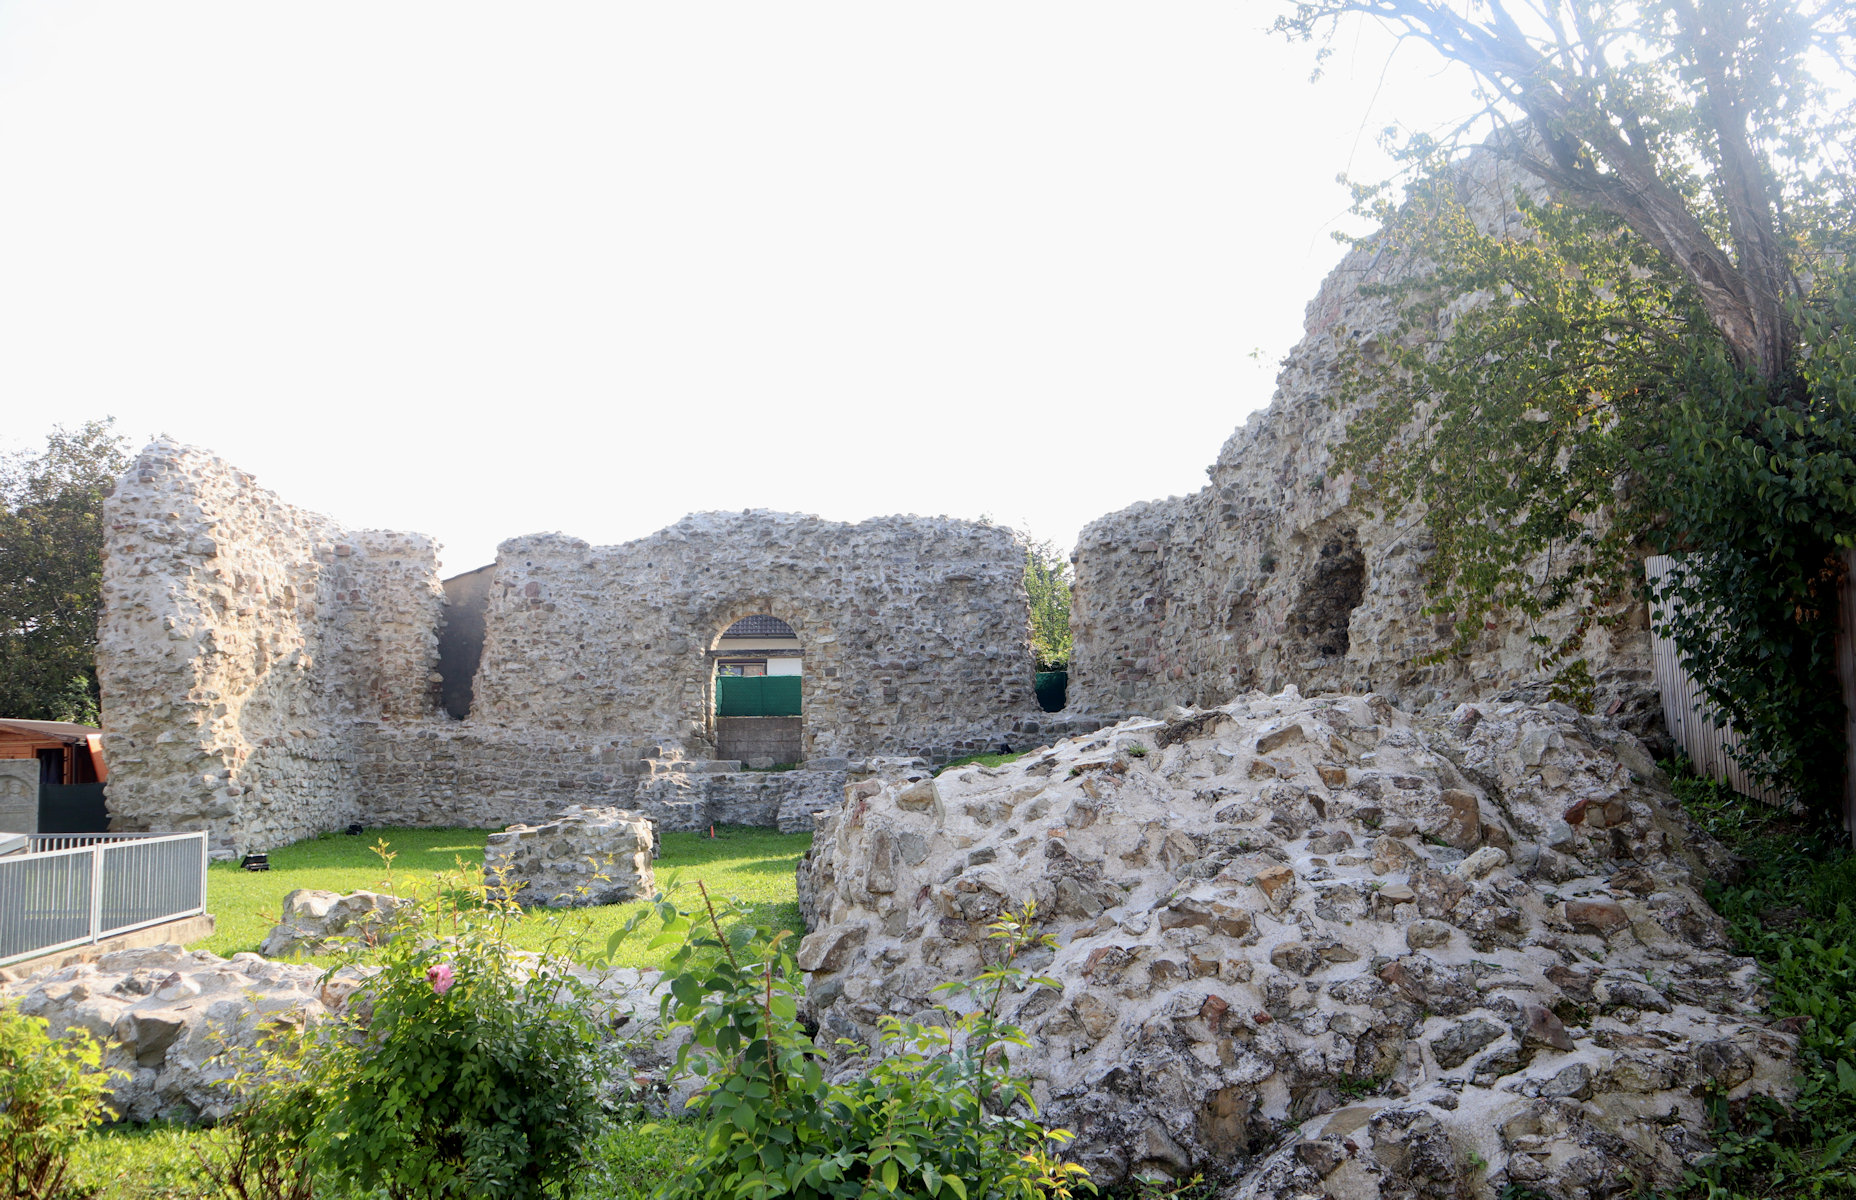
[1283,526,1367,683]
[707,611,805,765]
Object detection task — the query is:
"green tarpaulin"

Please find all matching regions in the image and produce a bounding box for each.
[716,674,803,717]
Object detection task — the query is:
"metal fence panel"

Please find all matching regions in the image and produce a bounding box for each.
[0,832,207,967]
[0,847,95,962]
[99,836,207,939]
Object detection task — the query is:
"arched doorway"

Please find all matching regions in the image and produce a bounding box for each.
[710,614,804,765]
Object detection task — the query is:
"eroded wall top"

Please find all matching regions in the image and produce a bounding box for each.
[98,440,443,854]
[1068,155,1659,738]
[469,510,1038,759]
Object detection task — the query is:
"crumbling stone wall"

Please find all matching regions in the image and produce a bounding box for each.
[97,446,1048,850]
[469,512,1038,758]
[1069,156,1659,736]
[98,441,445,855]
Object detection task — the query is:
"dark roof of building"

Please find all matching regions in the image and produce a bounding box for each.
[0,718,100,743]
[721,614,797,639]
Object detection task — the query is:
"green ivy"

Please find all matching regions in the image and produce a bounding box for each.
[1666,770,1856,1197]
[1329,153,1856,821]
[1645,287,1856,811]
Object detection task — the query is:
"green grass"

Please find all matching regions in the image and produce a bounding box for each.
[933,750,1028,776]
[68,1122,212,1199]
[1665,766,1856,1198]
[70,823,796,1197]
[194,824,811,969]
[69,1119,708,1198]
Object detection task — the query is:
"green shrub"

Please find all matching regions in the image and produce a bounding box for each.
[297,843,643,1200]
[1666,769,1856,1197]
[653,885,1093,1200]
[0,1004,114,1200]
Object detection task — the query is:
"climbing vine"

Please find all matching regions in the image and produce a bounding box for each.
[1331,163,1856,818]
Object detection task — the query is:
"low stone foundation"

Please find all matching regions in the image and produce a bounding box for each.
[485,806,656,907]
[338,713,1116,848]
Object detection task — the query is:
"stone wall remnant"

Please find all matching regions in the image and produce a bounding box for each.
[484,806,656,907]
[0,761,37,833]
[795,689,1787,1195]
[1068,155,1660,738]
[258,889,414,958]
[96,442,1053,851]
[469,511,1037,759]
[98,441,445,857]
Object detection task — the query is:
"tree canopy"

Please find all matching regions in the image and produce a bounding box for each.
[1277,0,1854,380]
[1276,0,1856,811]
[1024,537,1074,673]
[0,420,133,724]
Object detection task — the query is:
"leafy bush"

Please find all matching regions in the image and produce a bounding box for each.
[193,1023,323,1200]
[1667,770,1856,1197]
[654,885,1093,1200]
[293,843,643,1200]
[0,1004,114,1200]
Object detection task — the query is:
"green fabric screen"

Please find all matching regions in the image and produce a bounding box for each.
[715,674,803,716]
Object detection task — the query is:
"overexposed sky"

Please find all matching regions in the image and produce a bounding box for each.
[0,3,1481,572]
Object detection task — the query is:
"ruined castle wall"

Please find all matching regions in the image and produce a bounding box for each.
[98,449,1049,851]
[1069,157,1659,736]
[356,723,847,833]
[98,442,444,855]
[467,512,1039,760]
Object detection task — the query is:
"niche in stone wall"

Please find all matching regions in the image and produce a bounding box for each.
[1284,527,1366,662]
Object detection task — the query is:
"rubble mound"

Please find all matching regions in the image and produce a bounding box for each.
[259,888,413,957]
[796,690,1793,1199]
[485,805,658,907]
[1,944,341,1121]
[1,943,675,1123]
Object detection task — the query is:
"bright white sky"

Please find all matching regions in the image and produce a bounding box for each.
[0,2,1482,574]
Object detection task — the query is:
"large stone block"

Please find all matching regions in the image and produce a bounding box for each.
[485,806,657,908]
[796,690,1790,1193]
[0,761,38,834]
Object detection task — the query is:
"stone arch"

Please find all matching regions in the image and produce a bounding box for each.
[698,599,811,765]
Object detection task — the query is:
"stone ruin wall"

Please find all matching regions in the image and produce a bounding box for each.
[98,441,445,855]
[1069,156,1661,742]
[97,446,1052,851]
[469,513,1038,758]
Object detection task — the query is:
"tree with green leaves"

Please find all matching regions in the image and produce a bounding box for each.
[0,420,133,724]
[1273,1,1856,812]
[1024,537,1073,673]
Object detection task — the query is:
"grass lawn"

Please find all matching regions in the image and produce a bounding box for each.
[64,824,803,1198]
[934,750,1027,776]
[193,824,812,969]
[69,1119,708,1199]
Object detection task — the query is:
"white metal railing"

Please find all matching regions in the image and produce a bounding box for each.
[0,832,209,968]
[27,832,172,853]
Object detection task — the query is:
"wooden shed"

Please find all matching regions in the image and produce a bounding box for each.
[0,718,107,786]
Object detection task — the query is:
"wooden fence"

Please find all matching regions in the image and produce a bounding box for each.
[1645,553,1856,839]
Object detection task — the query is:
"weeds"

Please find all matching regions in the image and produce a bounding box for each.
[1665,767,1856,1197]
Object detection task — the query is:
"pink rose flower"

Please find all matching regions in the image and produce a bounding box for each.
[427,963,455,996]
